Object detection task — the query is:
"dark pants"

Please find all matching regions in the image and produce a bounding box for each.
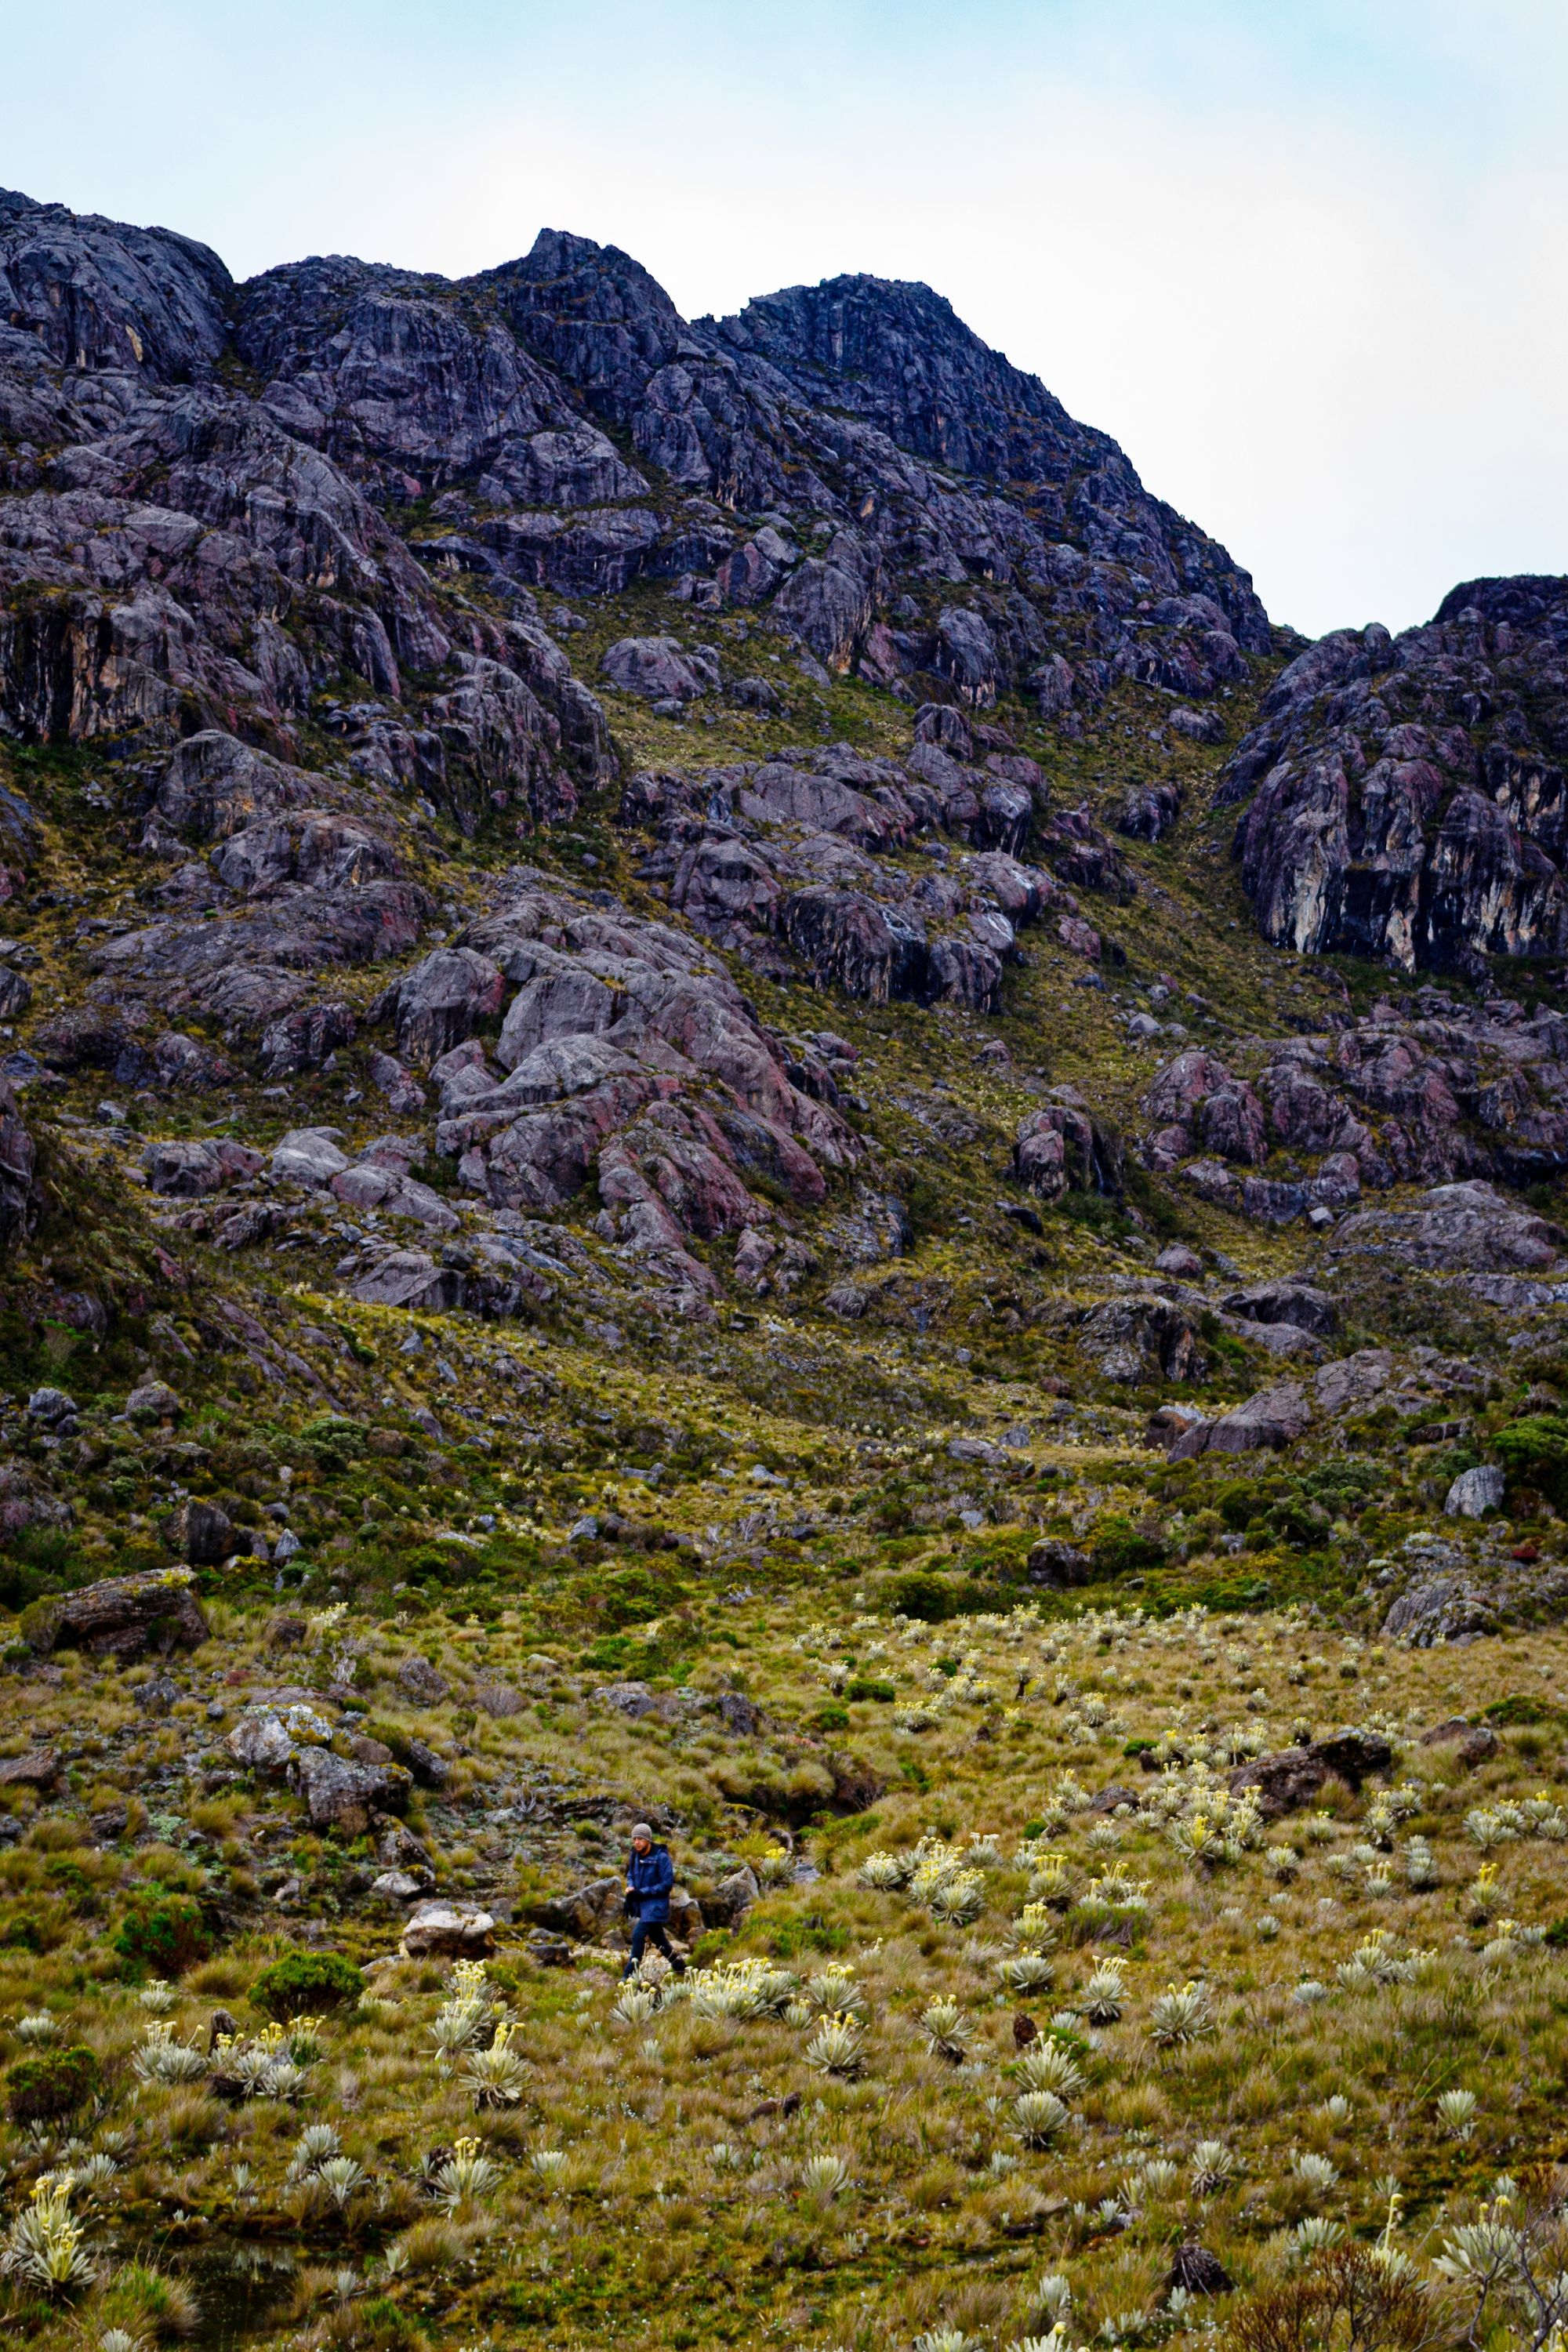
[624,1915,680,1976]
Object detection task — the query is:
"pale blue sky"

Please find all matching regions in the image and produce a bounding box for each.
[5,2,1568,637]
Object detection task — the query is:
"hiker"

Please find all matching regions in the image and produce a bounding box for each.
[622,1821,680,1977]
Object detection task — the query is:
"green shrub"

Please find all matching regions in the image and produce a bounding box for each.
[1495,1415,1568,1509]
[112,1889,210,1978]
[249,1947,363,2019]
[0,1908,50,1953]
[354,2296,426,2351]
[844,1677,895,1702]
[887,1570,962,1622]
[6,2042,100,2122]
[811,1704,851,1731]
[1090,1515,1168,1577]
[299,1415,369,1473]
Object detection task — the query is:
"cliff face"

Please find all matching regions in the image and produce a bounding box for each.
[1221,577,1568,981]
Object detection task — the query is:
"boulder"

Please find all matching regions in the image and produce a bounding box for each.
[1204,1382,1312,1455]
[1221,1281,1338,1335]
[0,1748,61,1790]
[26,1387,76,1425]
[532,1875,624,1939]
[350,1251,463,1312]
[370,1870,429,1902]
[1086,1783,1142,1817]
[125,1380,182,1421]
[1145,1403,1209,1455]
[1227,1731,1392,1818]
[162,1498,238,1565]
[401,1736,450,1789]
[1314,1349,1392,1414]
[288,1745,412,1834]
[269,1127,350,1187]
[1446,1465,1504,1517]
[601,637,720,702]
[260,999,358,1078]
[391,947,507,1065]
[1312,1730,1394,1788]
[401,1900,496,1959]
[668,1883,704,1944]
[597,1680,659,1720]
[143,1138,264,1197]
[1419,1717,1500,1767]
[1155,1243,1204,1278]
[1383,1576,1500,1646]
[49,1569,209,1660]
[524,1930,575,1967]
[397,1654,450,1705]
[1079,1294,1204,1384]
[1025,1538,1094,1587]
[228,1711,295,1773]
[702,1864,761,1929]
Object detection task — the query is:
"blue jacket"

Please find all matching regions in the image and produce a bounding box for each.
[626,1842,674,1922]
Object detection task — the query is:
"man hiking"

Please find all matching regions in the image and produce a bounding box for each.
[622,1821,682,1978]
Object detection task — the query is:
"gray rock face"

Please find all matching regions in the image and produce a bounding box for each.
[1445,1464,1505,1517]
[1078,1294,1204,1384]
[1338,1181,1563,1272]
[1014,1103,1123,1203]
[1224,578,1568,981]
[395,1653,448,1706]
[1384,1576,1501,1645]
[703,1864,761,1928]
[1025,1537,1094,1587]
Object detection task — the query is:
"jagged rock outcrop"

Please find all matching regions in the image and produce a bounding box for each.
[1223,577,1568,979]
[1138,995,1568,1219]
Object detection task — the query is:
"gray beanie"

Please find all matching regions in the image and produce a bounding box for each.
[631,1823,653,1841]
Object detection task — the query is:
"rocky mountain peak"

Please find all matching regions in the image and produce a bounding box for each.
[0,184,231,382]
[710,270,1091,484]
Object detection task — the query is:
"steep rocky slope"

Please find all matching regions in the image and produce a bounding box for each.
[3,185,1568,2352]
[1221,576,1568,981]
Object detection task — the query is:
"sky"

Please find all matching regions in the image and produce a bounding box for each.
[5,0,1568,639]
